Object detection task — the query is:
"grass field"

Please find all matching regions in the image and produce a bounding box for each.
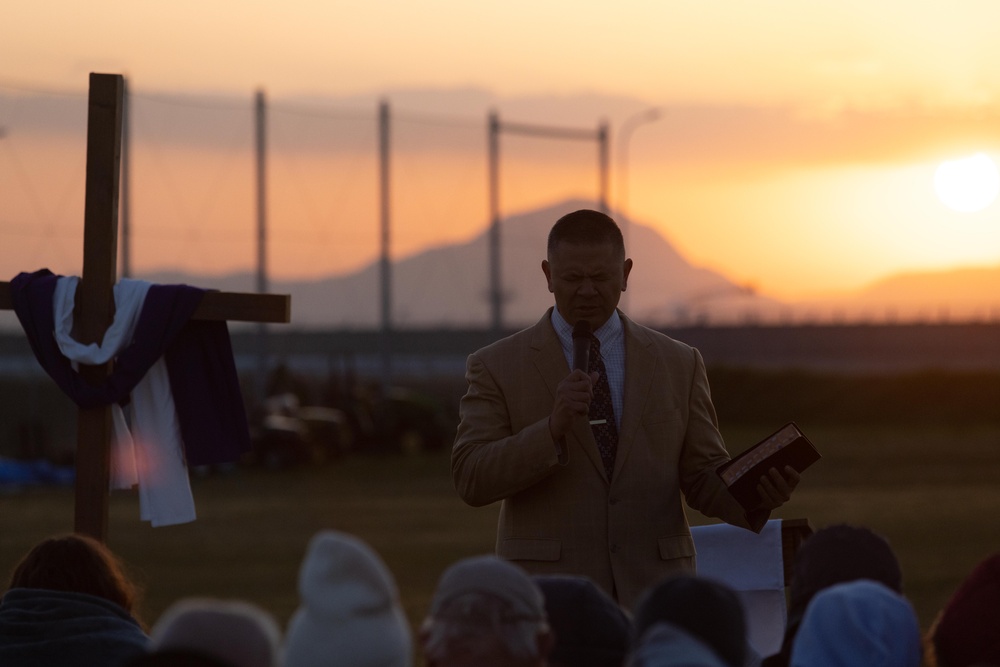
[2,423,999,641]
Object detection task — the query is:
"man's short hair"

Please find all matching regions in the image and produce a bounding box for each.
[547,209,625,259]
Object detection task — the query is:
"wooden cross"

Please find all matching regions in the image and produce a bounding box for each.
[0,73,291,542]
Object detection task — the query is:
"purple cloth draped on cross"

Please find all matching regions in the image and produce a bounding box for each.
[10,269,251,467]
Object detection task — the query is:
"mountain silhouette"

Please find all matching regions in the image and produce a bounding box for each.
[140,199,778,329]
[816,264,1000,321]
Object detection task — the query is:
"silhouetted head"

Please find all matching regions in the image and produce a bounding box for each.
[766,523,903,667]
[633,574,746,667]
[147,598,282,667]
[8,533,140,615]
[929,552,1000,667]
[543,209,633,330]
[422,556,551,667]
[788,524,903,625]
[533,574,631,667]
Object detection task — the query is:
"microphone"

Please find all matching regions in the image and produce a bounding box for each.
[571,320,592,373]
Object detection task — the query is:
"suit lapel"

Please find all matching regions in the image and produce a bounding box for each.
[530,308,610,482]
[613,313,656,480]
[530,315,568,402]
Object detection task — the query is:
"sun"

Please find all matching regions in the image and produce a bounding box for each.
[933,153,1000,213]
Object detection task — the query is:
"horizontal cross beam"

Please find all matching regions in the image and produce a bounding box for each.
[0,282,291,323]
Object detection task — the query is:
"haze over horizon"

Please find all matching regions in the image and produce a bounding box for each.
[4,2,1000,303]
[4,198,993,333]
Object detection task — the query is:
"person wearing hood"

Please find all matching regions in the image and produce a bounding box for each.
[283,530,412,667]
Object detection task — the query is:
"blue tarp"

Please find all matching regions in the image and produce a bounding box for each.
[0,458,75,489]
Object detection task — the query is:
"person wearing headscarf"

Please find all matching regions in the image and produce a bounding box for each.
[763,523,903,667]
[790,580,921,667]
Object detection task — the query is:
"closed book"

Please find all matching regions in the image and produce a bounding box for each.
[717,422,820,511]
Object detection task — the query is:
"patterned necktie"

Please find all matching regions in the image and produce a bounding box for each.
[588,334,618,480]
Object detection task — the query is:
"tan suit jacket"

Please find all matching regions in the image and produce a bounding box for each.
[452,308,765,609]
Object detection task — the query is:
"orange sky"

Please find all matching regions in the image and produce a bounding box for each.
[3,2,1000,300]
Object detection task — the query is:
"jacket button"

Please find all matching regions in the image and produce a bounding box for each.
[609,497,619,505]
[610,544,619,553]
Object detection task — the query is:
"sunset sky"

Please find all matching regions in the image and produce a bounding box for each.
[3,1,1000,302]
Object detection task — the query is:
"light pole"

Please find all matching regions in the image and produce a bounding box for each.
[617,107,662,310]
[617,107,663,238]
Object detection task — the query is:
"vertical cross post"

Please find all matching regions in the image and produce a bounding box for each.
[74,73,124,541]
[0,73,291,541]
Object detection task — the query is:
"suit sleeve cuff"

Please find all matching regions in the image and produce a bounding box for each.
[548,417,569,465]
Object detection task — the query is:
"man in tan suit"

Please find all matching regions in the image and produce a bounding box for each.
[452,209,798,610]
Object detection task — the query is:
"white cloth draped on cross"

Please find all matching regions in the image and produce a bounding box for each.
[54,276,195,526]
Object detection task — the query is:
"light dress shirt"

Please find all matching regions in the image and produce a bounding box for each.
[551,308,625,430]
